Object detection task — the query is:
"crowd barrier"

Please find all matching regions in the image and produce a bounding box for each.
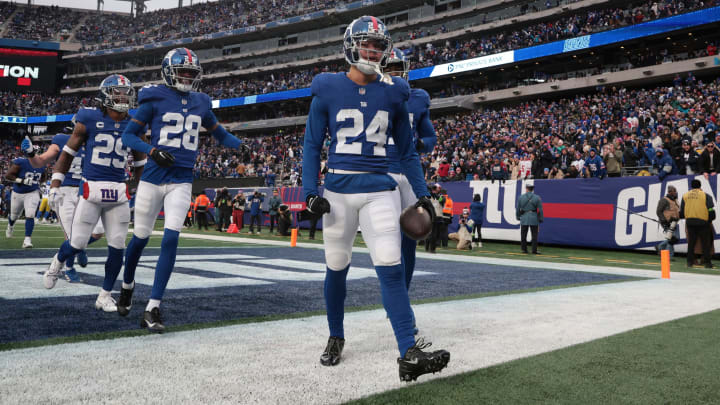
[204,175,720,252]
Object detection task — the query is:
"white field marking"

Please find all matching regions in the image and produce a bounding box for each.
[0,254,434,300]
[165,231,670,279]
[2,274,720,404]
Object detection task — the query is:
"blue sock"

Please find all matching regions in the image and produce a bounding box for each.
[65,254,75,269]
[123,235,149,284]
[44,211,51,219]
[150,229,179,300]
[376,264,415,357]
[88,236,100,245]
[24,218,34,237]
[102,246,124,292]
[401,234,417,291]
[8,218,15,226]
[324,265,349,339]
[58,240,81,262]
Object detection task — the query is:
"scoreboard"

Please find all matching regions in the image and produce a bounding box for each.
[0,47,58,92]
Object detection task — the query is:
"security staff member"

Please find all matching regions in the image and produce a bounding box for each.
[680,179,716,268]
[439,190,453,248]
[516,180,543,254]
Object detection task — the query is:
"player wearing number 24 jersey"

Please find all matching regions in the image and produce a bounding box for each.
[302,15,448,382]
[120,47,247,333]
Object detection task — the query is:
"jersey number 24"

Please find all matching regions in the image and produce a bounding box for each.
[335,109,388,157]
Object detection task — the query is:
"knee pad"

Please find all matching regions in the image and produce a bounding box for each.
[326,251,351,271]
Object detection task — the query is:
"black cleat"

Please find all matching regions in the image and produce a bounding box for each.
[117,286,134,317]
[320,336,345,366]
[140,307,165,333]
[398,337,450,382]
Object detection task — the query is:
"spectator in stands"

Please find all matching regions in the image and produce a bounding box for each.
[676,139,700,175]
[437,158,450,180]
[583,148,606,179]
[654,149,678,180]
[604,144,623,177]
[699,141,720,179]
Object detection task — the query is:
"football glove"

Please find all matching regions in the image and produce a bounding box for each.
[19,176,36,186]
[414,196,436,223]
[150,148,176,168]
[306,195,331,215]
[21,136,36,157]
[48,187,63,211]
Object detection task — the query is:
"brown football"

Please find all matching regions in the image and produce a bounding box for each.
[400,205,432,240]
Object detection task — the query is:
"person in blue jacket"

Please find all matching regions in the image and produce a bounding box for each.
[583,148,606,179]
[248,189,264,234]
[469,193,485,248]
[654,149,679,179]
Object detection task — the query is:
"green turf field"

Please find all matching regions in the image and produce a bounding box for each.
[4,218,715,275]
[352,309,720,404]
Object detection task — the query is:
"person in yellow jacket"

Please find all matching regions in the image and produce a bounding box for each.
[680,179,716,268]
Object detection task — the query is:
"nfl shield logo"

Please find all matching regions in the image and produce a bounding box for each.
[359,88,365,95]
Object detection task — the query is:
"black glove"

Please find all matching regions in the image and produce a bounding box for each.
[306,195,331,215]
[414,196,436,223]
[415,138,425,153]
[150,148,175,168]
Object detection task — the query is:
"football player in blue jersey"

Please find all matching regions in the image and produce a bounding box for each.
[43,75,146,313]
[24,126,106,282]
[4,154,45,248]
[384,47,437,313]
[302,16,449,382]
[120,48,247,332]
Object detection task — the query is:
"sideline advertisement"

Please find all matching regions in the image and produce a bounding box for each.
[210,175,720,252]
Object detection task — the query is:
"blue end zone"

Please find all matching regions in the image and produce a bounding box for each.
[0,247,630,344]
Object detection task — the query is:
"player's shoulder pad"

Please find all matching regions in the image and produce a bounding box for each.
[191,91,212,109]
[386,75,410,101]
[12,157,25,166]
[75,107,102,125]
[51,133,69,147]
[138,84,169,104]
[310,72,340,97]
[411,88,431,107]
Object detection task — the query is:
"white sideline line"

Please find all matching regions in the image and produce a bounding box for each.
[2,273,720,404]
[162,231,669,279]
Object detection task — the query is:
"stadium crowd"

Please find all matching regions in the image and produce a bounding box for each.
[3,4,84,42]
[2,74,719,186]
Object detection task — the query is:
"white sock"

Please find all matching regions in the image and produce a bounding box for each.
[99,289,111,298]
[146,299,161,311]
[122,281,135,290]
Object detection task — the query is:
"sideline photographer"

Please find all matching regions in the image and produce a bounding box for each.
[655,185,679,257]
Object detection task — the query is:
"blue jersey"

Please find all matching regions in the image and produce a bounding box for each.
[137,84,216,185]
[387,87,435,174]
[12,157,44,194]
[75,107,131,182]
[51,133,84,187]
[583,155,606,178]
[303,72,428,198]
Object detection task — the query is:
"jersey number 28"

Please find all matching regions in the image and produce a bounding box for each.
[159,113,201,151]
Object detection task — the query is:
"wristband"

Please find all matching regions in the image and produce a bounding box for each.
[63,145,78,156]
[51,173,66,182]
[133,159,147,167]
[14,178,23,184]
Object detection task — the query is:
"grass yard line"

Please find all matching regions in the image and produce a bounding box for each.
[568,256,593,260]
[2,275,718,404]
[0,278,640,352]
[353,309,720,404]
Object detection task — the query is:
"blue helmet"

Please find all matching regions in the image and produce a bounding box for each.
[343,16,393,75]
[385,47,409,80]
[161,48,202,92]
[97,74,134,113]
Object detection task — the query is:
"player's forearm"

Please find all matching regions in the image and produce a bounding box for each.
[28,148,58,168]
[418,118,437,153]
[121,121,153,155]
[53,151,73,177]
[210,124,242,149]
